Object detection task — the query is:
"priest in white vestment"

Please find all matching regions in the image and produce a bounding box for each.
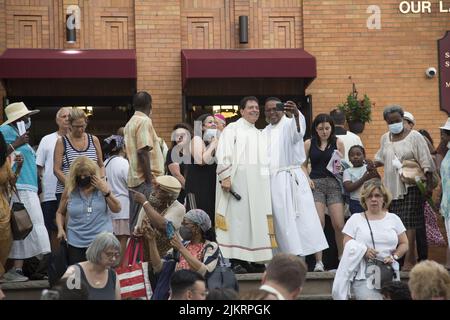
[215,96,275,263]
[263,99,328,256]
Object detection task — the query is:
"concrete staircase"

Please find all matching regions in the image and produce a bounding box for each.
[1,271,411,300]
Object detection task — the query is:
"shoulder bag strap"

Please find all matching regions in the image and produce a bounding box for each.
[104,155,118,168]
[364,213,376,250]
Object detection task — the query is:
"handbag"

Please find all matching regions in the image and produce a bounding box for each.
[48,240,69,287]
[424,202,446,246]
[400,159,439,189]
[10,189,33,240]
[205,246,239,292]
[363,213,394,287]
[116,238,153,300]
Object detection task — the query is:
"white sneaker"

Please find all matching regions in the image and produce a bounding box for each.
[0,269,29,282]
[313,261,325,272]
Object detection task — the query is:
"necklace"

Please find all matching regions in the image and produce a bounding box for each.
[80,189,94,216]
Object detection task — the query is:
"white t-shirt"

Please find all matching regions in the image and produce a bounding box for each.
[105,156,130,220]
[337,131,363,165]
[343,165,367,200]
[36,132,60,202]
[343,212,406,260]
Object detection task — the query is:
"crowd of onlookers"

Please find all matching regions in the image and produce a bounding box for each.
[0,91,450,300]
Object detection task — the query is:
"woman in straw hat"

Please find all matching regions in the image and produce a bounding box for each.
[0,102,51,282]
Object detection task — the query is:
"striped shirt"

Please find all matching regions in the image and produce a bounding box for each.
[56,134,98,194]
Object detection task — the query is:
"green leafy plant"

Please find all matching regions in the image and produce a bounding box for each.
[337,82,372,124]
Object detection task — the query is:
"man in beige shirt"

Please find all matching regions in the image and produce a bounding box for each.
[125,91,164,233]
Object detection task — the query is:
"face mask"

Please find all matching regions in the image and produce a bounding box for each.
[24,119,31,130]
[179,226,193,241]
[447,141,450,149]
[388,122,403,134]
[76,176,91,188]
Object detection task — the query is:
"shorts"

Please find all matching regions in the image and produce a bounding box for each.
[41,200,59,232]
[312,177,343,206]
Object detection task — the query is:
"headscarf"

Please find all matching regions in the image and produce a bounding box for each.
[104,135,124,151]
[185,209,211,232]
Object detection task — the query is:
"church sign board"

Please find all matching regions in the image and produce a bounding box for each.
[439,31,450,115]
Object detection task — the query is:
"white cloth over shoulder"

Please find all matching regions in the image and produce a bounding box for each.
[263,115,328,256]
[332,239,367,300]
[215,118,274,263]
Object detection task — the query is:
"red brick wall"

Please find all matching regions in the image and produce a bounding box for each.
[134,0,183,142]
[303,0,450,158]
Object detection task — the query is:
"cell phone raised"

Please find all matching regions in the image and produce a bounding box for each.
[166,221,176,239]
[275,102,286,112]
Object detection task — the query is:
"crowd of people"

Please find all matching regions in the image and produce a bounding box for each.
[0,92,449,300]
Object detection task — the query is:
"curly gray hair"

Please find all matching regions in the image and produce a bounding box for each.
[383,105,404,121]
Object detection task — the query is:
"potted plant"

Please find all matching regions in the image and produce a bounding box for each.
[337,81,372,134]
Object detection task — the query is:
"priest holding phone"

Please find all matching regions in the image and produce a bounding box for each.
[263,98,328,258]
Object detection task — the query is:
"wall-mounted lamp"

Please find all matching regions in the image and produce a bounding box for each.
[66,14,76,43]
[239,16,248,44]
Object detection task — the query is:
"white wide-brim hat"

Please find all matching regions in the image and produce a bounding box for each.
[1,102,40,126]
[440,117,450,131]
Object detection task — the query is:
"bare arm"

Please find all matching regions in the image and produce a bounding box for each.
[92,136,105,178]
[137,147,152,184]
[343,171,378,193]
[336,138,346,160]
[53,138,66,185]
[393,232,409,258]
[37,166,43,179]
[56,189,69,240]
[203,138,218,164]
[168,163,185,188]
[129,189,166,231]
[145,226,164,272]
[170,236,203,272]
[302,139,311,170]
[191,136,217,166]
[7,133,29,156]
[302,139,314,189]
[91,176,121,213]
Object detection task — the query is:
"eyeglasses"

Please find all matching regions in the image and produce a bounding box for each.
[104,251,120,259]
[368,194,383,199]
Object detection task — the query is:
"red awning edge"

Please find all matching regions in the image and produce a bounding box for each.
[181,49,316,89]
[0,49,137,79]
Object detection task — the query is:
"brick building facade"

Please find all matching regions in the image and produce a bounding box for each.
[1,0,450,158]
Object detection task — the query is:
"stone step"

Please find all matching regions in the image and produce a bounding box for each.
[0,271,412,300]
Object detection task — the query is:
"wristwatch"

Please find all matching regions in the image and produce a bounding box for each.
[393,254,399,260]
[103,191,111,198]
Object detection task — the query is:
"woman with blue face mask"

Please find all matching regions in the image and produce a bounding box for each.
[370,105,436,271]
